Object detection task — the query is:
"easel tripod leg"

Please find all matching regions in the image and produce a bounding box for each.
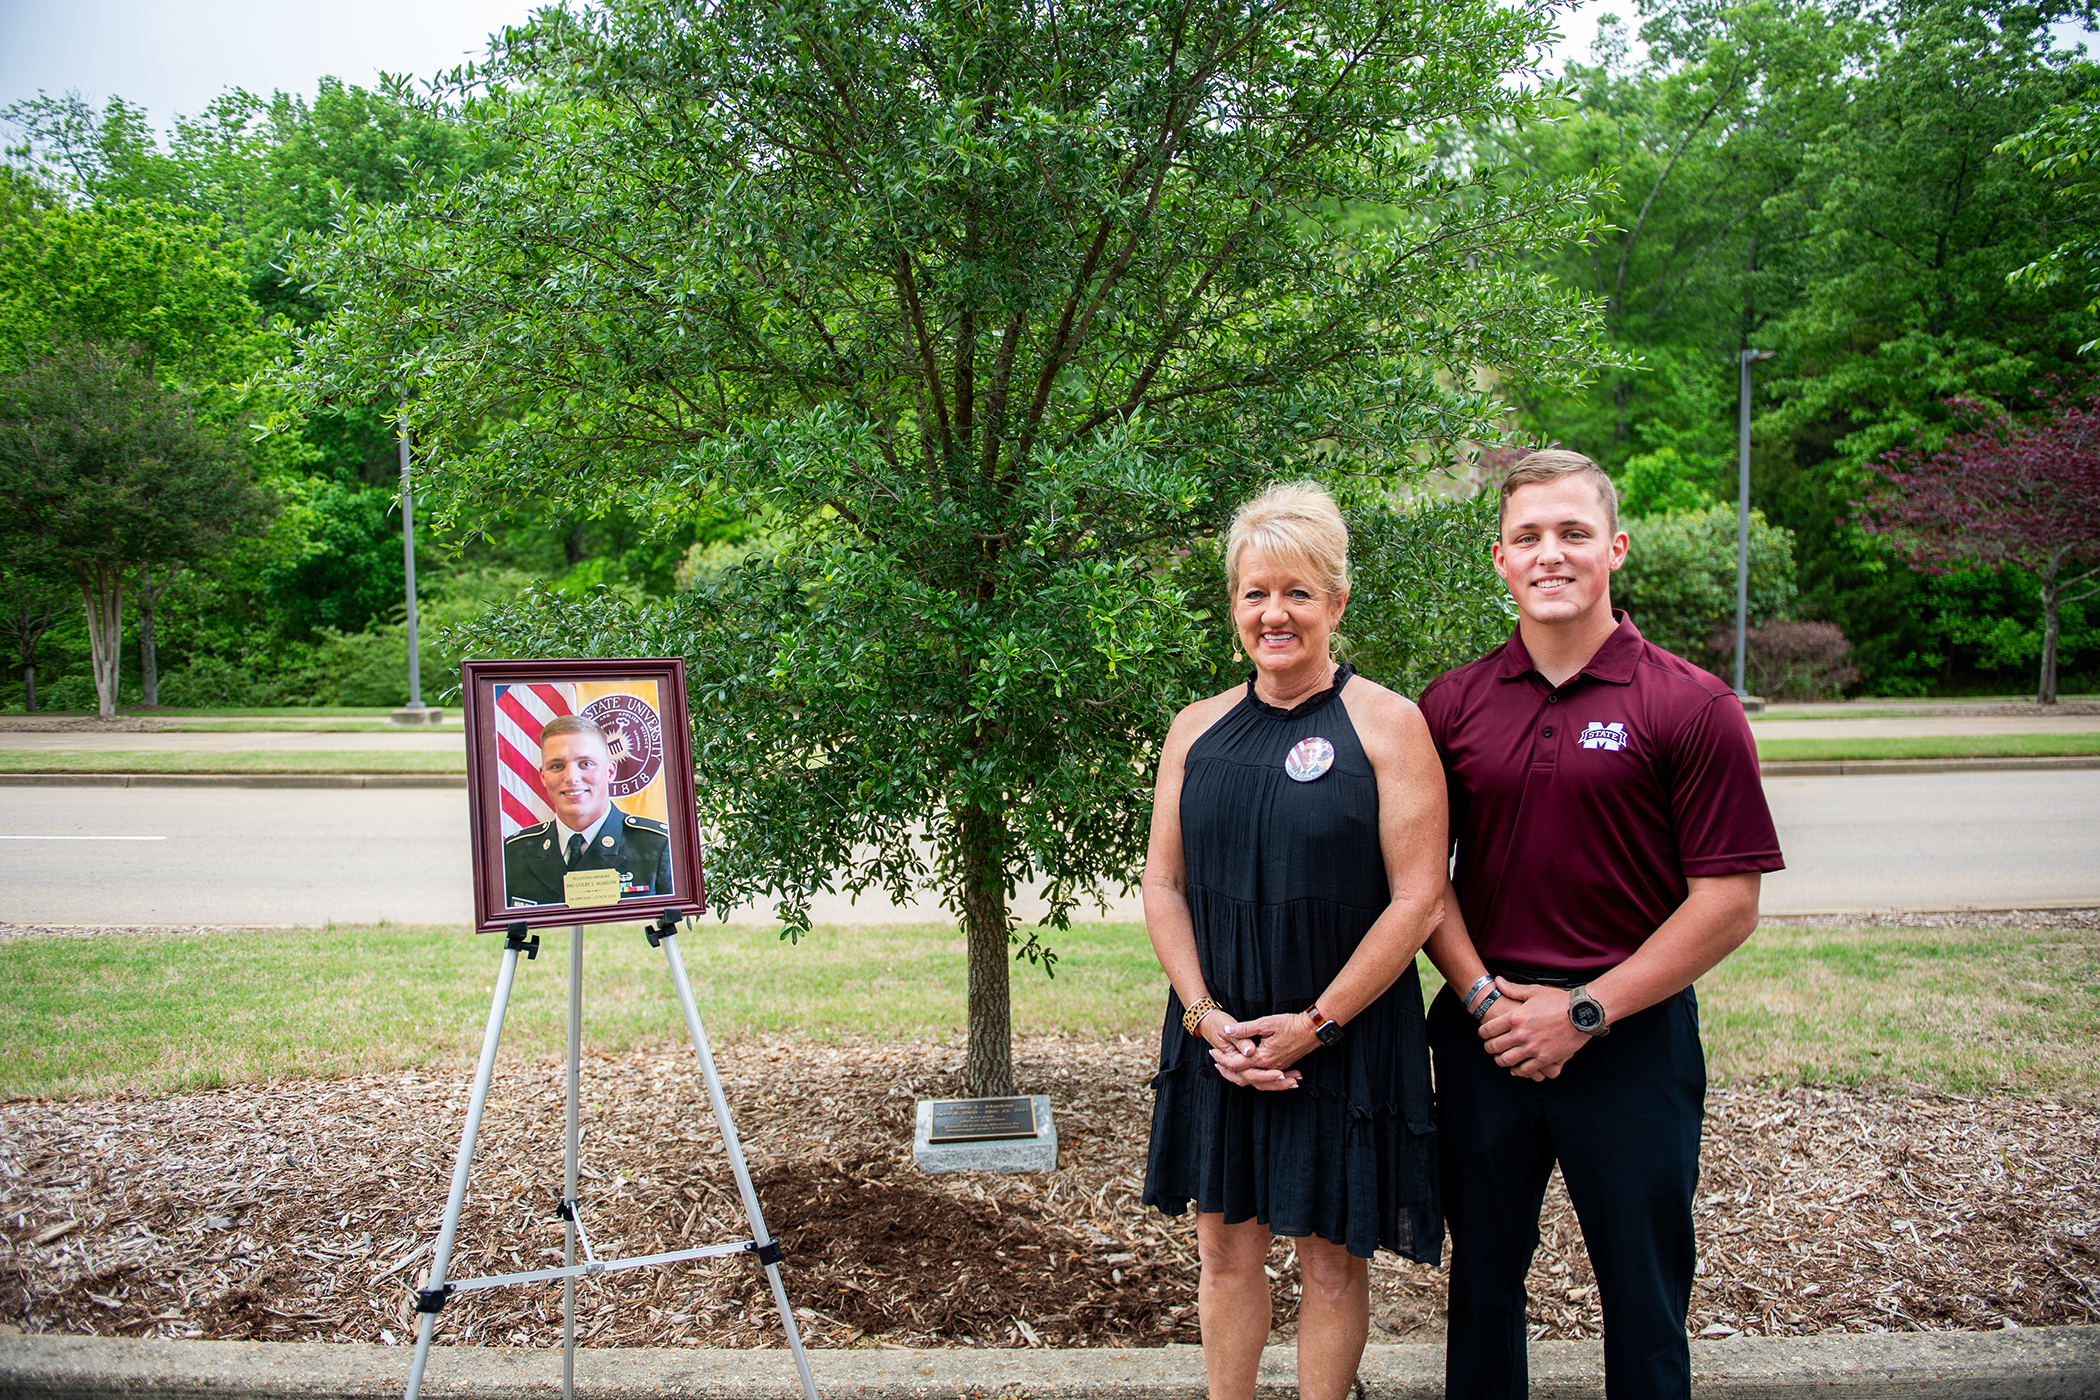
[563,924,584,1400]
[656,929,820,1400]
[404,932,532,1400]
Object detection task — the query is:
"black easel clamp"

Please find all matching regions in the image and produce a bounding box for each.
[645,909,683,948]
[748,1239,785,1267]
[556,1198,577,1222]
[504,923,541,960]
[414,1284,454,1314]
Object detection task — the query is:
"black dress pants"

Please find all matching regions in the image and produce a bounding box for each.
[1429,984,1706,1400]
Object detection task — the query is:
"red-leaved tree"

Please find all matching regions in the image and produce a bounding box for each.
[1860,394,2100,703]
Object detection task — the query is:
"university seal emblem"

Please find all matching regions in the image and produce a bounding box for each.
[581,692,665,798]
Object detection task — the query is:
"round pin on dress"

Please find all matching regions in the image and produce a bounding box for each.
[1284,736,1335,782]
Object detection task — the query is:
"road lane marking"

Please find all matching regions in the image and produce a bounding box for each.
[0,835,167,840]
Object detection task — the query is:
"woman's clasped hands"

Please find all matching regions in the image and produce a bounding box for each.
[1203,1012,1312,1091]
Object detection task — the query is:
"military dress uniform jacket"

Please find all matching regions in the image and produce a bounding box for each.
[504,809,674,907]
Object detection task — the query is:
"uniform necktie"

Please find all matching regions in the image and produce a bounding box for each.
[566,833,585,867]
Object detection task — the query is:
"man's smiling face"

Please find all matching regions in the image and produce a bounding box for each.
[1492,477,1628,629]
[539,727,613,832]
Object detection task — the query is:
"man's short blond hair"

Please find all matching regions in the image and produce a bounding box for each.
[540,714,612,758]
[1498,449,1620,536]
[1224,481,1350,600]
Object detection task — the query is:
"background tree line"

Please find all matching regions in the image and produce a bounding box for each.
[0,79,753,713]
[1498,0,2100,696]
[7,0,2095,714]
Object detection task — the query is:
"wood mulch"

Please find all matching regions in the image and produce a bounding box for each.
[1,1034,2094,1352]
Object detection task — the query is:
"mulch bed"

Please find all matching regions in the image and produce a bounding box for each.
[1,1035,2095,1352]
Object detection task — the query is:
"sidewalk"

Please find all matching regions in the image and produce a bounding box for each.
[6,1328,2097,1399]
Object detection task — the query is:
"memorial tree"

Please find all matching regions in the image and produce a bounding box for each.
[301,0,1612,1096]
[1860,393,2100,705]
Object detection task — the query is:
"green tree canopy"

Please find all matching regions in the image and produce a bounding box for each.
[302,0,1612,1095]
[0,198,274,392]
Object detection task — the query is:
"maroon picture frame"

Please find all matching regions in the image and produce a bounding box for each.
[461,656,706,934]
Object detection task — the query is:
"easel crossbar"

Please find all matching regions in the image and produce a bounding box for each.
[438,1240,759,1294]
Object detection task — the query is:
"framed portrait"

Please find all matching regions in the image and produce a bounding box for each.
[461,657,706,934]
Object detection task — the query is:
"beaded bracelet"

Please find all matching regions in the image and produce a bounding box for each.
[1182,997,1222,1036]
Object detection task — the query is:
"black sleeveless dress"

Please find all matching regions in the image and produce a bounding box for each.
[1140,664,1441,1262]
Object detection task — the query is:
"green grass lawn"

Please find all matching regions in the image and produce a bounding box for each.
[1,919,2091,1102]
[1756,732,2100,761]
[0,749,465,774]
[1696,923,2099,1094]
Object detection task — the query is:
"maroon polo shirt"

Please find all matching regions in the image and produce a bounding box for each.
[1418,612,1783,974]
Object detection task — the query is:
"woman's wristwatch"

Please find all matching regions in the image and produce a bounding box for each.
[1305,1004,1344,1047]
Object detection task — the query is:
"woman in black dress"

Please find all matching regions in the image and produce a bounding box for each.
[1141,482,1448,1400]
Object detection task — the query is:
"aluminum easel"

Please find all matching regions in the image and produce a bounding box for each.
[399,910,818,1400]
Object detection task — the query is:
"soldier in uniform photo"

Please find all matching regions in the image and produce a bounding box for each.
[504,714,674,907]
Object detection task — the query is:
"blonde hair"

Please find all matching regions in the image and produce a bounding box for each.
[1498,449,1619,535]
[1224,481,1350,600]
[539,714,612,757]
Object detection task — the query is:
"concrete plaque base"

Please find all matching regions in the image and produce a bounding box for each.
[914,1094,1057,1174]
[390,707,446,725]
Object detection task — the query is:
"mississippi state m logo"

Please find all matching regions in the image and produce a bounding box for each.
[1579,721,1629,752]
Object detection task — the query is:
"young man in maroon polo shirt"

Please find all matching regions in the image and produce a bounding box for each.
[1418,450,1783,1400]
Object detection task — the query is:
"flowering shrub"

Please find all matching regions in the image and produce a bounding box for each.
[1708,620,1860,700]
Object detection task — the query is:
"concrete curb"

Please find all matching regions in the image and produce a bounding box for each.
[3,1329,2096,1399]
[2,757,2094,789]
[1759,756,2100,777]
[0,773,465,789]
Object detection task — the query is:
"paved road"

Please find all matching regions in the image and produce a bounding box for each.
[2,771,2095,926]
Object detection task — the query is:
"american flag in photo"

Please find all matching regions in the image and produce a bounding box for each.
[493,682,575,837]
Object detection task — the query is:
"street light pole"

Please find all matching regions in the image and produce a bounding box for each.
[1735,349,1775,700]
[398,393,425,715]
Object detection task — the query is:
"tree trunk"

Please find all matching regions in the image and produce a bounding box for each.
[957,801,1014,1099]
[138,567,160,708]
[21,662,34,713]
[80,567,126,720]
[2038,577,2060,706]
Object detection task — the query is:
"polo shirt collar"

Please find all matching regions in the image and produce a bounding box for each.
[1493,610,1645,687]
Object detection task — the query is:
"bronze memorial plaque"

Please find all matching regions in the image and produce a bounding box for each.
[927,1096,1039,1144]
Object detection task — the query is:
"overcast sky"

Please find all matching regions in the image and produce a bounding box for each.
[0,0,536,129]
[2,0,1639,133]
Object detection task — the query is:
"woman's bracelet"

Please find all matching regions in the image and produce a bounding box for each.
[1471,987,1503,1023]
[1461,975,1494,1014]
[1182,997,1223,1036]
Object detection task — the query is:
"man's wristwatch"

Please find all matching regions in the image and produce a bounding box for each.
[1305,1005,1345,1048]
[1567,984,1611,1037]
